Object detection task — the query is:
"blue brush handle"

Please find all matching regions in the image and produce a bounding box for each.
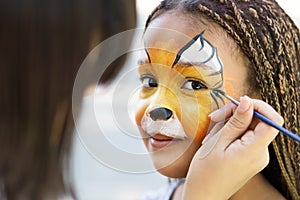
[253,111,300,142]
[218,90,300,143]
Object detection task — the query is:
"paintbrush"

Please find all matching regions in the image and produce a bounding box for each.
[217,90,300,142]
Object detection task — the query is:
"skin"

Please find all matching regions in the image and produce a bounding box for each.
[183,98,285,200]
[135,11,248,178]
[135,10,285,199]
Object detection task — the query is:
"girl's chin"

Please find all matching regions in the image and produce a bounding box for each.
[155,162,189,178]
[148,145,197,178]
[143,133,203,178]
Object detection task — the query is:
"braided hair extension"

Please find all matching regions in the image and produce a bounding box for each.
[144,0,300,199]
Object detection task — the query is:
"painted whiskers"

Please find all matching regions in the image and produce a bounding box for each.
[216,90,300,142]
[171,32,300,142]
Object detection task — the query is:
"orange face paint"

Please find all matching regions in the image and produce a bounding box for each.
[137,32,226,138]
[135,31,226,177]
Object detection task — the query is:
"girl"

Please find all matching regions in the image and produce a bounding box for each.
[135,0,299,199]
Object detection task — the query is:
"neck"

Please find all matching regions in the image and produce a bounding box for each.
[173,173,285,200]
[229,173,285,200]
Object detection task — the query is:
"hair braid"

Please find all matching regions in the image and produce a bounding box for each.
[144,0,300,199]
[257,2,299,192]
[269,6,300,190]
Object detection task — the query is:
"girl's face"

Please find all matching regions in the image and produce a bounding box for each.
[135,11,249,178]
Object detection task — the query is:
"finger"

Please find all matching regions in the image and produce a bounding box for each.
[252,99,284,126]
[202,121,226,144]
[199,121,225,159]
[251,100,284,146]
[209,102,237,122]
[217,96,254,147]
[248,117,260,130]
[252,123,280,147]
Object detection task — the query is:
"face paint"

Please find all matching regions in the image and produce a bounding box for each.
[143,39,180,67]
[135,12,252,177]
[137,31,226,141]
[138,32,226,137]
[141,109,187,139]
[172,31,225,108]
[135,28,227,177]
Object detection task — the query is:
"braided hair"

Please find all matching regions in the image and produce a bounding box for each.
[145,0,300,199]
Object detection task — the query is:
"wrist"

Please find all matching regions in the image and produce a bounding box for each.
[182,178,227,200]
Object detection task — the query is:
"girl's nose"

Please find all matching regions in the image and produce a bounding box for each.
[149,107,173,121]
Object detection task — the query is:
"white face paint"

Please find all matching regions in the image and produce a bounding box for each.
[138,33,223,141]
[172,32,223,73]
[141,112,187,139]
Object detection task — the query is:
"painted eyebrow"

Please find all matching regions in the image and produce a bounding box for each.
[172,31,205,67]
[140,31,209,69]
[144,48,151,63]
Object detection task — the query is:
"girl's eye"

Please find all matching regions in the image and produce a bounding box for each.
[140,76,158,88]
[182,80,207,90]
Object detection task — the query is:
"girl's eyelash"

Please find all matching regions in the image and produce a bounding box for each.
[184,77,207,85]
[139,73,210,91]
[140,75,158,88]
[182,78,208,90]
[184,77,206,83]
[139,74,154,82]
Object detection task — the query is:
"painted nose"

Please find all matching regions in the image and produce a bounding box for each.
[149,107,173,121]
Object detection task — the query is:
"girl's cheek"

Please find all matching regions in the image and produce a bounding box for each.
[179,98,214,142]
[195,117,211,142]
[181,112,210,142]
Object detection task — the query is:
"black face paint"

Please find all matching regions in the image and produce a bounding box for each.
[170,31,225,107]
[144,47,151,63]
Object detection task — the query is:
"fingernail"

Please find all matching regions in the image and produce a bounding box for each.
[208,109,219,118]
[237,96,251,113]
[208,102,231,118]
[202,133,211,144]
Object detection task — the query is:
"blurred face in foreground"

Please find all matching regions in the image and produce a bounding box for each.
[135,11,249,178]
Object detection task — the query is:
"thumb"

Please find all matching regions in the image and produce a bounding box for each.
[218,96,254,147]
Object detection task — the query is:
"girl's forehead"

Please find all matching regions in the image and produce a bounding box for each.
[144,29,194,54]
[144,11,235,58]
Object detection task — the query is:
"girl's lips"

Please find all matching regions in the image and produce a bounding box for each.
[152,133,174,141]
[149,133,181,149]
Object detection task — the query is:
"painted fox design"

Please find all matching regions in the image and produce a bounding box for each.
[171,32,225,107]
[135,30,227,176]
[137,32,224,143]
